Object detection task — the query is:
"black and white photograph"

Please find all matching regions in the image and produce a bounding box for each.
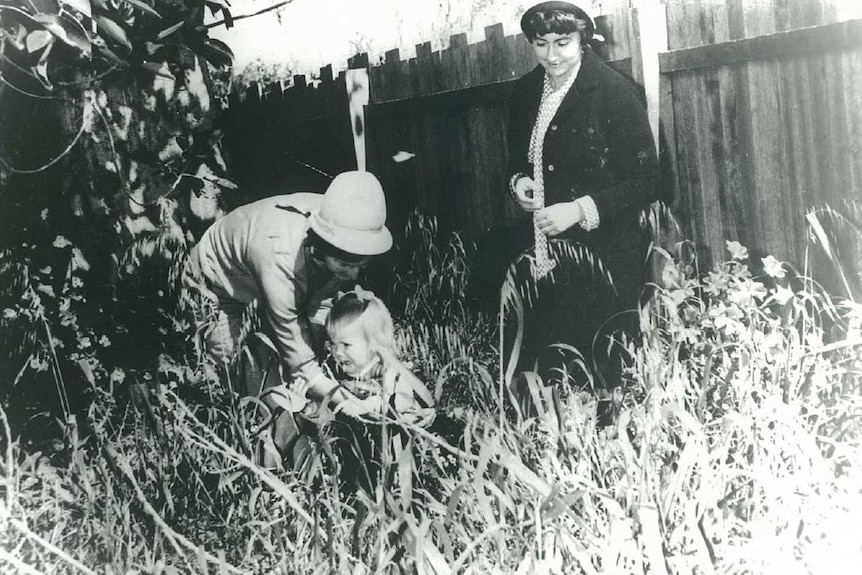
[1,0,861,572]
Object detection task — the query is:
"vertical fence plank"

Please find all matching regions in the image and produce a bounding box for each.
[483,24,507,83]
[443,33,471,92]
[505,32,536,79]
[841,49,862,199]
[415,42,442,95]
[608,1,632,58]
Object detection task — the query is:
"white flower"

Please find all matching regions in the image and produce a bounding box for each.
[761,255,786,278]
[772,285,794,305]
[726,240,748,261]
[729,280,768,307]
[110,368,126,384]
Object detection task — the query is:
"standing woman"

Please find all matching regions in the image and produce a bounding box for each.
[504,1,660,381]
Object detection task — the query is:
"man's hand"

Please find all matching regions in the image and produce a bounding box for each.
[512,176,542,212]
[535,201,583,237]
[294,364,338,399]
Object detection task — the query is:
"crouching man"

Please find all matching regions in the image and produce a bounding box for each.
[183,171,393,464]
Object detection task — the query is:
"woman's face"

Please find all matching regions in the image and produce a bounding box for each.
[531,31,582,84]
[328,320,374,377]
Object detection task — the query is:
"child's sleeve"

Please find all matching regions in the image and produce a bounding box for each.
[386,360,435,427]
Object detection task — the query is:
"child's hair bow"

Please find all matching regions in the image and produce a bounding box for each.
[335,285,376,303]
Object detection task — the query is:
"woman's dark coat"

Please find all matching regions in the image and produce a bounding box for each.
[492,48,660,376]
[506,48,659,266]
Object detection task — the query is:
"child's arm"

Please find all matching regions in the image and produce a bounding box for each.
[293,372,382,418]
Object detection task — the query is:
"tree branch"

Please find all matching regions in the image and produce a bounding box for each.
[204,0,297,30]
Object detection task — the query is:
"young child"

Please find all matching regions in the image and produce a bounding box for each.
[324,287,435,426]
[280,288,434,491]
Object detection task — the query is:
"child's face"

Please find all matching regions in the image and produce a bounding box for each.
[328,320,374,377]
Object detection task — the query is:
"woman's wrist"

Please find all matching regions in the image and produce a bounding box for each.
[575,196,600,231]
[570,200,584,224]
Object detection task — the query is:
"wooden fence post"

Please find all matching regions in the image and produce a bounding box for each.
[345,68,370,171]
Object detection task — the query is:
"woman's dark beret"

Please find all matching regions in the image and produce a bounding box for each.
[520,1,596,38]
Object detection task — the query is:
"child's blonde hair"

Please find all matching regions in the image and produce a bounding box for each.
[326,289,396,355]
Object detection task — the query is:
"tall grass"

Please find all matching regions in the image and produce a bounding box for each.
[1,209,861,573]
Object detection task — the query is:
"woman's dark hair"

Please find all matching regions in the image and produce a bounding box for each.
[522,7,593,44]
[306,229,370,264]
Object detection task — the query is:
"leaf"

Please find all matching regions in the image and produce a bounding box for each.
[26,30,53,54]
[31,40,54,90]
[4,23,29,51]
[540,489,585,523]
[445,483,465,523]
[156,20,184,40]
[118,0,161,19]
[205,0,231,9]
[217,470,243,491]
[58,10,92,55]
[421,540,453,575]
[29,0,58,13]
[396,437,414,508]
[248,486,264,521]
[143,41,162,55]
[139,61,174,80]
[59,0,93,19]
[77,359,96,388]
[95,15,132,51]
[33,13,91,56]
[252,331,278,354]
[96,44,126,66]
[220,7,233,29]
[196,37,233,68]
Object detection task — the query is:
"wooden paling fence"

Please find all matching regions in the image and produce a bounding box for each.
[660,1,862,281]
[222,0,862,288]
[222,64,357,201]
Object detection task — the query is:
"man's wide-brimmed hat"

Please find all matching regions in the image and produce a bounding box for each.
[520,1,596,39]
[310,171,393,257]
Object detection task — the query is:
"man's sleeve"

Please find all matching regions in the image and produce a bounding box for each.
[252,239,321,379]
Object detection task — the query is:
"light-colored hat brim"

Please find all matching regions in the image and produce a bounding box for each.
[310,212,393,256]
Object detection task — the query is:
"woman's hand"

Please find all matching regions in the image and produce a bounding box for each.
[535,201,583,237]
[511,176,542,212]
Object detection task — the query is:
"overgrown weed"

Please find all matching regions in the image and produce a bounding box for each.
[1,210,861,573]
